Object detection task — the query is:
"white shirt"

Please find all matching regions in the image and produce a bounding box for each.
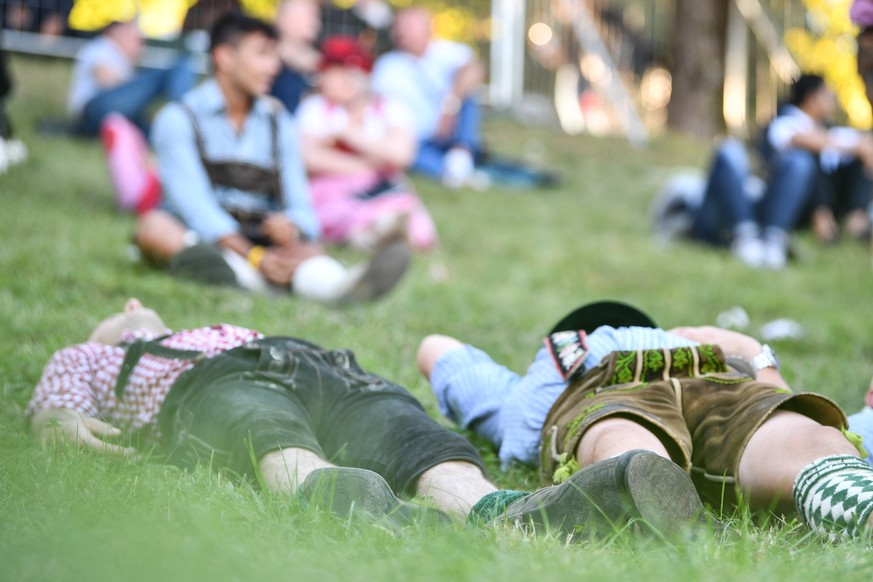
[768,105,861,171]
[371,40,474,139]
[296,94,413,141]
[68,36,135,116]
[767,105,816,152]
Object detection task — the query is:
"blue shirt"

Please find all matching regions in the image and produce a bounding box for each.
[848,407,873,467]
[371,40,473,139]
[68,36,134,116]
[432,326,698,468]
[152,79,320,243]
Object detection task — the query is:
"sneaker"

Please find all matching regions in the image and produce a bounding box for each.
[762,229,789,270]
[650,172,706,243]
[496,450,707,539]
[300,467,452,528]
[4,138,27,166]
[730,235,765,268]
[442,147,475,189]
[336,225,411,305]
[167,243,240,287]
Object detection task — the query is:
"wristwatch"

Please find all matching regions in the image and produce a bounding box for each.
[748,344,780,372]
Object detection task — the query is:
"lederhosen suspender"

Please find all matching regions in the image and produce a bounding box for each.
[179,103,284,243]
[115,336,206,398]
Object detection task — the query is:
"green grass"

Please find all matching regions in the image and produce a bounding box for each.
[3,55,873,580]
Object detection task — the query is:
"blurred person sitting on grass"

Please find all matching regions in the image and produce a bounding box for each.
[67,18,195,136]
[270,0,322,114]
[418,300,873,540]
[656,75,873,269]
[297,36,438,251]
[370,6,485,188]
[136,12,409,305]
[27,298,706,536]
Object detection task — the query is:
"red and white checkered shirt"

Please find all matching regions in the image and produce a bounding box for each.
[27,324,263,434]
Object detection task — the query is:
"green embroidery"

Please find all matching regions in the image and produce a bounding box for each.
[842,428,868,459]
[563,404,604,451]
[612,351,637,384]
[552,453,581,484]
[703,375,754,385]
[642,350,665,379]
[672,347,692,374]
[607,381,648,393]
[697,345,727,375]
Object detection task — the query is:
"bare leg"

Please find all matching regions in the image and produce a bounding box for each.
[416,334,464,379]
[135,209,188,262]
[737,410,858,512]
[415,461,497,517]
[575,416,670,466]
[259,447,336,494]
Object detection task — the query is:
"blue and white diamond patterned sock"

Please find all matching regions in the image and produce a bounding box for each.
[793,455,873,539]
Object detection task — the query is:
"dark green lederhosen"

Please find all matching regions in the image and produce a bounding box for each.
[157,336,485,495]
[539,345,847,506]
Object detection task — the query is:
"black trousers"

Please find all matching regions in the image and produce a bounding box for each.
[159,337,485,495]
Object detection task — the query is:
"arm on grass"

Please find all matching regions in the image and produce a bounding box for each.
[28,345,136,456]
[32,408,135,457]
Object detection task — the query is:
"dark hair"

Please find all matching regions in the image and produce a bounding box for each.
[209,12,278,53]
[790,74,826,107]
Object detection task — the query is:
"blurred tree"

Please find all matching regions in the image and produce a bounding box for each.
[667,0,729,139]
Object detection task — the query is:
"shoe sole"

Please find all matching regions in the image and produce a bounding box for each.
[618,451,707,535]
[499,450,707,539]
[336,239,411,305]
[301,467,450,527]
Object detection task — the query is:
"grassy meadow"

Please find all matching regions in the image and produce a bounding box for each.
[2,55,873,580]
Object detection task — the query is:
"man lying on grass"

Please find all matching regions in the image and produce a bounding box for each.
[28,298,712,537]
[418,300,873,539]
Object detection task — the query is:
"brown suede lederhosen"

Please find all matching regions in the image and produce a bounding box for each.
[539,345,847,507]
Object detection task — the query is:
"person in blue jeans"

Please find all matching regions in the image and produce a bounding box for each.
[67,19,196,136]
[371,7,485,188]
[689,75,873,269]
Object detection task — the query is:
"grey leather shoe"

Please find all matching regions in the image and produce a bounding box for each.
[300,467,451,528]
[497,450,707,539]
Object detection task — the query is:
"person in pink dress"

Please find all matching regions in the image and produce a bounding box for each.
[297,36,438,251]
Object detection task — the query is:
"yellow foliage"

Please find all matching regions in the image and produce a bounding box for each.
[786,0,872,127]
[68,0,192,38]
[239,0,278,21]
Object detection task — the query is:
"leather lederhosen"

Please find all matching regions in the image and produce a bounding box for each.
[180,104,283,245]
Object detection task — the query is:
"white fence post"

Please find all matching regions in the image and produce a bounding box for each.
[489,0,526,109]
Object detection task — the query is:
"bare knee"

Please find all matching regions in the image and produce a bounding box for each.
[416,334,463,379]
[135,210,188,261]
[576,416,671,466]
[737,411,858,510]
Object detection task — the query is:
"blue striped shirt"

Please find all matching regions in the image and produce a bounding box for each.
[151,79,320,243]
[432,326,697,468]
